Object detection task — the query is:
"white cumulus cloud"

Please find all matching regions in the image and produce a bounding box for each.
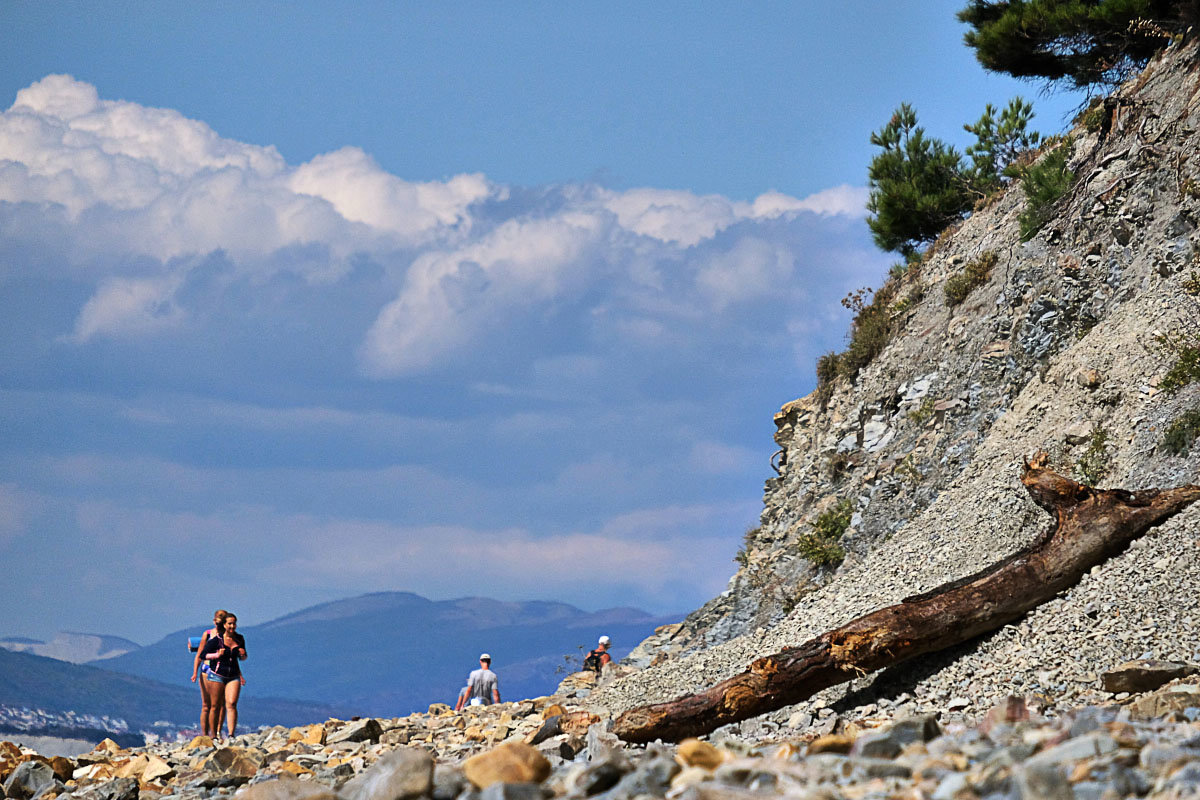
[0,74,883,379]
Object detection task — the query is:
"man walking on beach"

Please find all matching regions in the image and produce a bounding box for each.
[455,653,501,709]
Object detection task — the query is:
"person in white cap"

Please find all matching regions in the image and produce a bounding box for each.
[583,635,613,673]
[455,652,500,710]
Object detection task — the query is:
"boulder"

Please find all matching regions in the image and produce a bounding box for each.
[113,755,148,780]
[559,711,600,736]
[1101,660,1200,694]
[46,757,72,784]
[341,747,433,800]
[585,723,623,762]
[568,760,625,797]
[559,735,585,761]
[328,719,383,745]
[524,716,561,746]
[3,760,56,800]
[141,755,175,784]
[850,715,941,759]
[203,747,263,782]
[431,764,466,800]
[479,783,544,800]
[806,734,855,755]
[1129,685,1200,720]
[675,740,724,770]
[234,775,339,800]
[606,751,679,798]
[380,729,411,745]
[463,742,551,789]
[288,725,326,746]
[72,763,117,782]
[67,777,139,800]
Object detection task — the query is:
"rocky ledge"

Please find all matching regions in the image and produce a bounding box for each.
[8,661,1200,800]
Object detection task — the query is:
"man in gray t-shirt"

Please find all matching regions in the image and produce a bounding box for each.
[455,653,501,709]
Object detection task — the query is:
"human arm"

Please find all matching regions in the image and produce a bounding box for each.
[454,686,468,711]
[201,634,225,662]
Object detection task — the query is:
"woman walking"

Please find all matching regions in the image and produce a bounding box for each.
[190,609,227,738]
[201,612,247,740]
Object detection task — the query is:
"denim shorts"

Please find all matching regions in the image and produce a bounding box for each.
[205,671,236,684]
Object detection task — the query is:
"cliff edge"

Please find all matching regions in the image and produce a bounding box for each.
[589,34,1200,730]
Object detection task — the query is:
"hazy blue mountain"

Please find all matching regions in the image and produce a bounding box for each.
[100,592,676,716]
[0,647,341,734]
[0,632,141,663]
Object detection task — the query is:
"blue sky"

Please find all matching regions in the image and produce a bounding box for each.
[0,2,1085,643]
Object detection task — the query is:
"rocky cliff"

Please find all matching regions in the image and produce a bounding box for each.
[592,34,1200,725]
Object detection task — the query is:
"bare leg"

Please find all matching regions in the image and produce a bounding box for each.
[199,678,213,736]
[203,678,224,738]
[224,678,241,738]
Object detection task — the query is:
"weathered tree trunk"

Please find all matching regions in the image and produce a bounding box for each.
[613,454,1200,743]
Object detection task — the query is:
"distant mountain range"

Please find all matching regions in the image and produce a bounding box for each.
[21,592,676,723]
[0,632,141,663]
[0,647,340,738]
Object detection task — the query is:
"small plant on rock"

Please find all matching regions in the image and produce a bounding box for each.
[815,351,842,407]
[1074,424,1112,487]
[1156,331,1200,395]
[734,526,760,567]
[908,398,936,426]
[1183,271,1200,297]
[798,498,854,567]
[895,453,924,486]
[555,644,587,675]
[945,250,999,307]
[1016,142,1074,242]
[1162,407,1200,456]
[837,283,899,384]
[1076,97,1107,133]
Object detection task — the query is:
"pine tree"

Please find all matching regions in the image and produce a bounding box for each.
[964,97,1041,193]
[866,104,971,258]
[958,0,1192,90]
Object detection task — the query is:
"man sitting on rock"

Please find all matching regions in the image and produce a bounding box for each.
[583,635,613,673]
[455,653,501,710]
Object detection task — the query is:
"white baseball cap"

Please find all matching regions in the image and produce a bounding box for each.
[479,653,491,661]
[598,635,611,645]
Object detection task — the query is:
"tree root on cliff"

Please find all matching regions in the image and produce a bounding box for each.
[612,453,1200,743]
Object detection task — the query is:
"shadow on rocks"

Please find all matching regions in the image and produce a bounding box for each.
[829,632,1002,714]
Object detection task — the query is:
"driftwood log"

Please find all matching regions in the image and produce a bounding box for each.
[613,453,1200,743]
